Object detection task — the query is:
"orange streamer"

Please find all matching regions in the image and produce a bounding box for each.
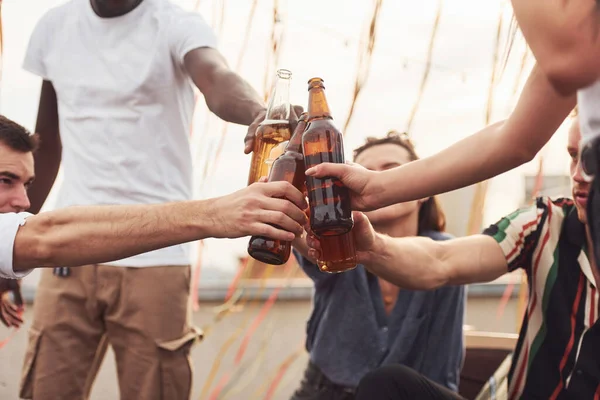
[0,328,18,351]
[234,283,284,364]
[342,0,383,135]
[264,343,305,400]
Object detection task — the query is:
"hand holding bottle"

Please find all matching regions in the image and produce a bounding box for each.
[244,104,304,154]
[305,211,378,267]
[305,161,384,212]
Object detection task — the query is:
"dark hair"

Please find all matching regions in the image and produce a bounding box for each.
[0,115,39,153]
[353,130,447,233]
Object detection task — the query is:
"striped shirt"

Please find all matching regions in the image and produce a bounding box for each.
[483,197,600,399]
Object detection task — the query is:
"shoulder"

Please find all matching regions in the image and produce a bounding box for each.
[485,196,572,235]
[28,0,78,41]
[37,0,77,25]
[517,196,573,218]
[544,196,575,215]
[157,0,207,22]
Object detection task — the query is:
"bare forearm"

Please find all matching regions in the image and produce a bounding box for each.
[375,65,576,206]
[361,235,450,290]
[207,69,265,125]
[361,234,508,290]
[13,201,215,270]
[376,122,518,206]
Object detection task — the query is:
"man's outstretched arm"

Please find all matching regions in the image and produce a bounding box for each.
[12,181,307,271]
[307,211,526,291]
[361,233,509,290]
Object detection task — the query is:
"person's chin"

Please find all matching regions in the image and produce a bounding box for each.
[576,207,588,225]
[364,211,394,226]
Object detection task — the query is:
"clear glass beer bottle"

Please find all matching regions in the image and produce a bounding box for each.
[247,69,293,185]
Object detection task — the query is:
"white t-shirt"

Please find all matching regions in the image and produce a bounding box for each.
[0,213,33,279]
[22,0,218,267]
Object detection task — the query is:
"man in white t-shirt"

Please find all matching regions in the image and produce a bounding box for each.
[19,0,296,398]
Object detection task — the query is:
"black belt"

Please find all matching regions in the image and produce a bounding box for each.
[53,267,71,277]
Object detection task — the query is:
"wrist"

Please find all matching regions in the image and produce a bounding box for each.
[364,171,387,210]
[190,199,219,239]
[361,233,389,266]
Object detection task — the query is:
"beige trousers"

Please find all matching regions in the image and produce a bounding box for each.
[19,264,202,400]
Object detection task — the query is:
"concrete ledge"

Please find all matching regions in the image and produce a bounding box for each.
[465,330,519,350]
[18,272,527,303]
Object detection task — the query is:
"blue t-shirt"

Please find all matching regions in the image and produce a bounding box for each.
[294,230,466,390]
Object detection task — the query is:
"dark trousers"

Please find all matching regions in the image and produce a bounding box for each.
[291,361,356,400]
[355,365,464,400]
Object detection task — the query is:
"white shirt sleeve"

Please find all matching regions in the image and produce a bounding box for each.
[168,10,218,66]
[22,11,53,79]
[0,213,33,279]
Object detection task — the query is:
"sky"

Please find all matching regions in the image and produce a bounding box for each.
[1,0,573,285]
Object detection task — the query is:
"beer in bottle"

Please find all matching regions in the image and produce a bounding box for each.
[316,231,358,273]
[247,114,309,265]
[302,77,353,236]
[304,205,358,273]
[247,69,293,185]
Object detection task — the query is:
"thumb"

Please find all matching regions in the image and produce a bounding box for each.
[305,162,347,179]
[352,212,376,249]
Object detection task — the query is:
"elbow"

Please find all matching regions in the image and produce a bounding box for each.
[543,54,600,96]
[424,260,451,290]
[206,97,226,119]
[432,242,456,289]
[514,142,537,167]
[494,121,537,169]
[546,70,596,97]
[421,242,452,290]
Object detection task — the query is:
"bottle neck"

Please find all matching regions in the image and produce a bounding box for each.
[265,77,291,121]
[307,87,332,120]
[286,120,307,153]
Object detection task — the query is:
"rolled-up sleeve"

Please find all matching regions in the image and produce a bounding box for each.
[0,213,33,279]
[482,197,547,273]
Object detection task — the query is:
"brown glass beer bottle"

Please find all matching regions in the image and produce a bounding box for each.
[302,77,353,236]
[247,114,309,265]
[247,69,293,185]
